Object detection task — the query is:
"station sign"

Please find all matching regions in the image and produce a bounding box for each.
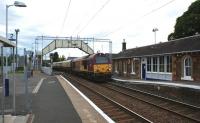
[8,33,16,41]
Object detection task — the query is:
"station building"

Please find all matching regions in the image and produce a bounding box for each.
[112,35,200,81]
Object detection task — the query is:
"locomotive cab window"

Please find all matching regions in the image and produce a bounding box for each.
[95,56,109,64]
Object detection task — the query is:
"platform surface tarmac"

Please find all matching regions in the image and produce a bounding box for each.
[32,76,81,123]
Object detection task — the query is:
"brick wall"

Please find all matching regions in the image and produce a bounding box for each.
[172,54,182,81]
[172,52,200,81]
[192,53,200,81]
[113,58,141,79]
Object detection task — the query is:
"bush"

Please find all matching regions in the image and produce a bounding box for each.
[16,67,24,71]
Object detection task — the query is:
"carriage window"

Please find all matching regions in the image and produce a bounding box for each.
[96,56,109,64]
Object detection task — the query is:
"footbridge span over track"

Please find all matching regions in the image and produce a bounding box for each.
[41,36,95,55]
[36,36,112,73]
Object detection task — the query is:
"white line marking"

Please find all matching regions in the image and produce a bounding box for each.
[0,86,2,89]
[48,81,56,84]
[29,114,35,123]
[60,75,115,123]
[32,78,45,94]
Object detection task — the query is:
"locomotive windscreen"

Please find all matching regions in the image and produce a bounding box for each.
[95,56,109,64]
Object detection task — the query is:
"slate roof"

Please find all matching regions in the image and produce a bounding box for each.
[113,35,200,59]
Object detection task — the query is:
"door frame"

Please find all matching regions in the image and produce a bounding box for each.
[141,63,146,80]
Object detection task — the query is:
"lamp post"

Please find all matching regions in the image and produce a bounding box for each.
[15,29,19,68]
[5,1,26,116]
[152,28,158,44]
[6,1,27,74]
[6,1,27,39]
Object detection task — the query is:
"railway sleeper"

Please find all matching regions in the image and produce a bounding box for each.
[101,106,117,110]
[187,112,200,119]
[117,118,138,123]
[109,111,126,117]
[112,114,135,121]
[105,108,122,114]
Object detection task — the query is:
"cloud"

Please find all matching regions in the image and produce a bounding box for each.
[0,0,197,57]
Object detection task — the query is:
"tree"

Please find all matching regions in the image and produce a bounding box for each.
[53,52,59,62]
[168,32,175,41]
[59,55,66,61]
[49,52,59,62]
[168,0,200,40]
[49,52,66,62]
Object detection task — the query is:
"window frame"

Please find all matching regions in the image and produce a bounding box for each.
[114,61,118,73]
[123,60,127,74]
[131,59,135,74]
[166,56,172,73]
[184,57,192,77]
[159,56,165,72]
[181,56,193,81]
[153,57,158,72]
[147,57,151,72]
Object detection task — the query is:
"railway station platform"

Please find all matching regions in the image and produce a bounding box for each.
[112,76,200,107]
[0,71,49,123]
[1,71,113,123]
[112,76,200,90]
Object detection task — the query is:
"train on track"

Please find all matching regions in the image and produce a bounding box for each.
[52,53,112,81]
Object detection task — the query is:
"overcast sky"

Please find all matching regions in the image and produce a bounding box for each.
[0,0,196,57]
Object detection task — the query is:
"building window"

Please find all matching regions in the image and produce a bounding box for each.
[184,57,192,76]
[159,56,164,72]
[153,57,157,72]
[123,61,127,73]
[115,61,118,72]
[166,56,172,72]
[147,57,151,72]
[147,56,172,73]
[131,59,135,74]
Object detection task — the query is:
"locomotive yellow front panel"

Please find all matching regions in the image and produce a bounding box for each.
[93,64,112,73]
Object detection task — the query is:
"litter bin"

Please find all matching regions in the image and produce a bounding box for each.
[5,78,9,96]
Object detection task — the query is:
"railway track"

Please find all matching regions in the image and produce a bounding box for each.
[57,72,200,123]
[64,74,152,123]
[104,82,200,122]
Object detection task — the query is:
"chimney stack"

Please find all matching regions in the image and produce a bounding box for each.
[122,39,126,51]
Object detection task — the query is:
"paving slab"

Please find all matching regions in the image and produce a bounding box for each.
[32,76,81,123]
[57,75,114,123]
[0,71,48,123]
[0,114,30,123]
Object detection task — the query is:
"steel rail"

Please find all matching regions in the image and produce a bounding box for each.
[105,82,200,122]
[109,82,200,109]
[66,75,153,123]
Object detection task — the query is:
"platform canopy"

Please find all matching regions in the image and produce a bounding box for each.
[0,35,16,47]
[42,39,94,55]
